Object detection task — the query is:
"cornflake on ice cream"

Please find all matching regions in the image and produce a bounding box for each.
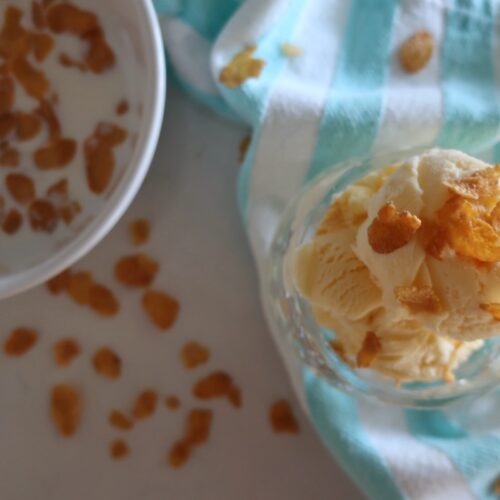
[293,149,500,383]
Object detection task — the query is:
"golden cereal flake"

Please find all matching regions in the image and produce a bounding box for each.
[367,202,421,254]
[395,285,442,314]
[219,47,265,89]
[50,383,81,437]
[269,400,300,434]
[399,31,433,73]
[356,331,382,368]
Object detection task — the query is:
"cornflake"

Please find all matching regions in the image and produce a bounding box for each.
[356,331,381,368]
[115,253,158,287]
[437,196,500,262]
[418,217,447,259]
[67,271,93,305]
[15,111,41,141]
[109,410,134,431]
[6,172,35,204]
[50,383,81,437]
[269,400,300,434]
[165,395,180,411]
[181,341,210,369]
[395,285,442,314]
[92,347,121,379]
[110,439,129,460]
[219,47,265,89]
[367,202,421,254]
[132,389,158,420]
[444,167,500,202]
[116,99,129,116]
[3,327,38,356]
[53,338,80,367]
[480,303,500,320]
[2,208,22,234]
[193,371,241,408]
[239,134,250,162]
[88,283,119,317]
[281,43,302,58]
[46,268,71,294]
[399,31,433,73]
[142,290,179,330]
[167,408,213,468]
[28,198,58,232]
[129,218,150,246]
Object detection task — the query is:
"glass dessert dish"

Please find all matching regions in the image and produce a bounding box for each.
[265,148,500,408]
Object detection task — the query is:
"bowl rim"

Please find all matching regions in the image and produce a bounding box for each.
[0,0,166,300]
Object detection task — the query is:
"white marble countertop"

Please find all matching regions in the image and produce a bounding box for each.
[0,86,363,500]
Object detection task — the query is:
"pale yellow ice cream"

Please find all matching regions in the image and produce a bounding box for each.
[293,149,500,382]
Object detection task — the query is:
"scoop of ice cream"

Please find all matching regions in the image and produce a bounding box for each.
[293,149,499,382]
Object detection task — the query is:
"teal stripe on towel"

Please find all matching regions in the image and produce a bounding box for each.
[406,410,500,499]
[437,0,500,152]
[306,0,399,181]
[232,0,308,218]
[304,370,404,500]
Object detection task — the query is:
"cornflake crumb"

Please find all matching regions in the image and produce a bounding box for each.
[281,43,302,58]
[167,408,213,468]
[51,383,81,437]
[142,290,180,330]
[92,347,122,379]
[193,371,242,408]
[219,47,265,89]
[269,400,300,434]
[53,338,80,367]
[129,218,150,246]
[110,438,129,460]
[399,31,433,73]
[46,268,72,294]
[165,395,181,411]
[116,99,129,116]
[109,410,134,430]
[4,328,38,356]
[367,202,421,254]
[181,341,210,369]
[356,331,382,368]
[132,389,158,420]
[395,285,442,314]
[115,253,158,287]
[239,135,251,162]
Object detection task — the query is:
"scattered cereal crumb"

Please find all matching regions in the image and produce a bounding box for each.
[67,271,93,305]
[395,285,442,314]
[399,31,433,73]
[92,347,122,379]
[116,99,129,116]
[165,395,180,411]
[185,408,213,445]
[281,43,302,57]
[109,410,134,431]
[269,400,300,434]
[46,268,72,294]
[3,328,38,356]
[367,202,421,254]
[88,283,119,317]
[193,371,241,407]
[115,253,158,287]
[239,135,250,162]
[34,138,77,170]
[110,438,129,460]
[129,218,150,246]
[142,290,179,330]
[50,383,81,437]
[219,47,265,89]
[132,389,158,420]
[181,341,210,369]
[356,331,382,368]
[168,439,191,468]
[167,408,213,468]
[15,111,42,141]
[53,338,80,367]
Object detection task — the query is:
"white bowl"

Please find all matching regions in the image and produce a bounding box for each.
[0,0,166,299]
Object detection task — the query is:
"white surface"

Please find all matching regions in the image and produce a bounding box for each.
[0,87,363,500]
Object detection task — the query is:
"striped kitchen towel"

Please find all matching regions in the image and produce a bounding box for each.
[153,0,500,498]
